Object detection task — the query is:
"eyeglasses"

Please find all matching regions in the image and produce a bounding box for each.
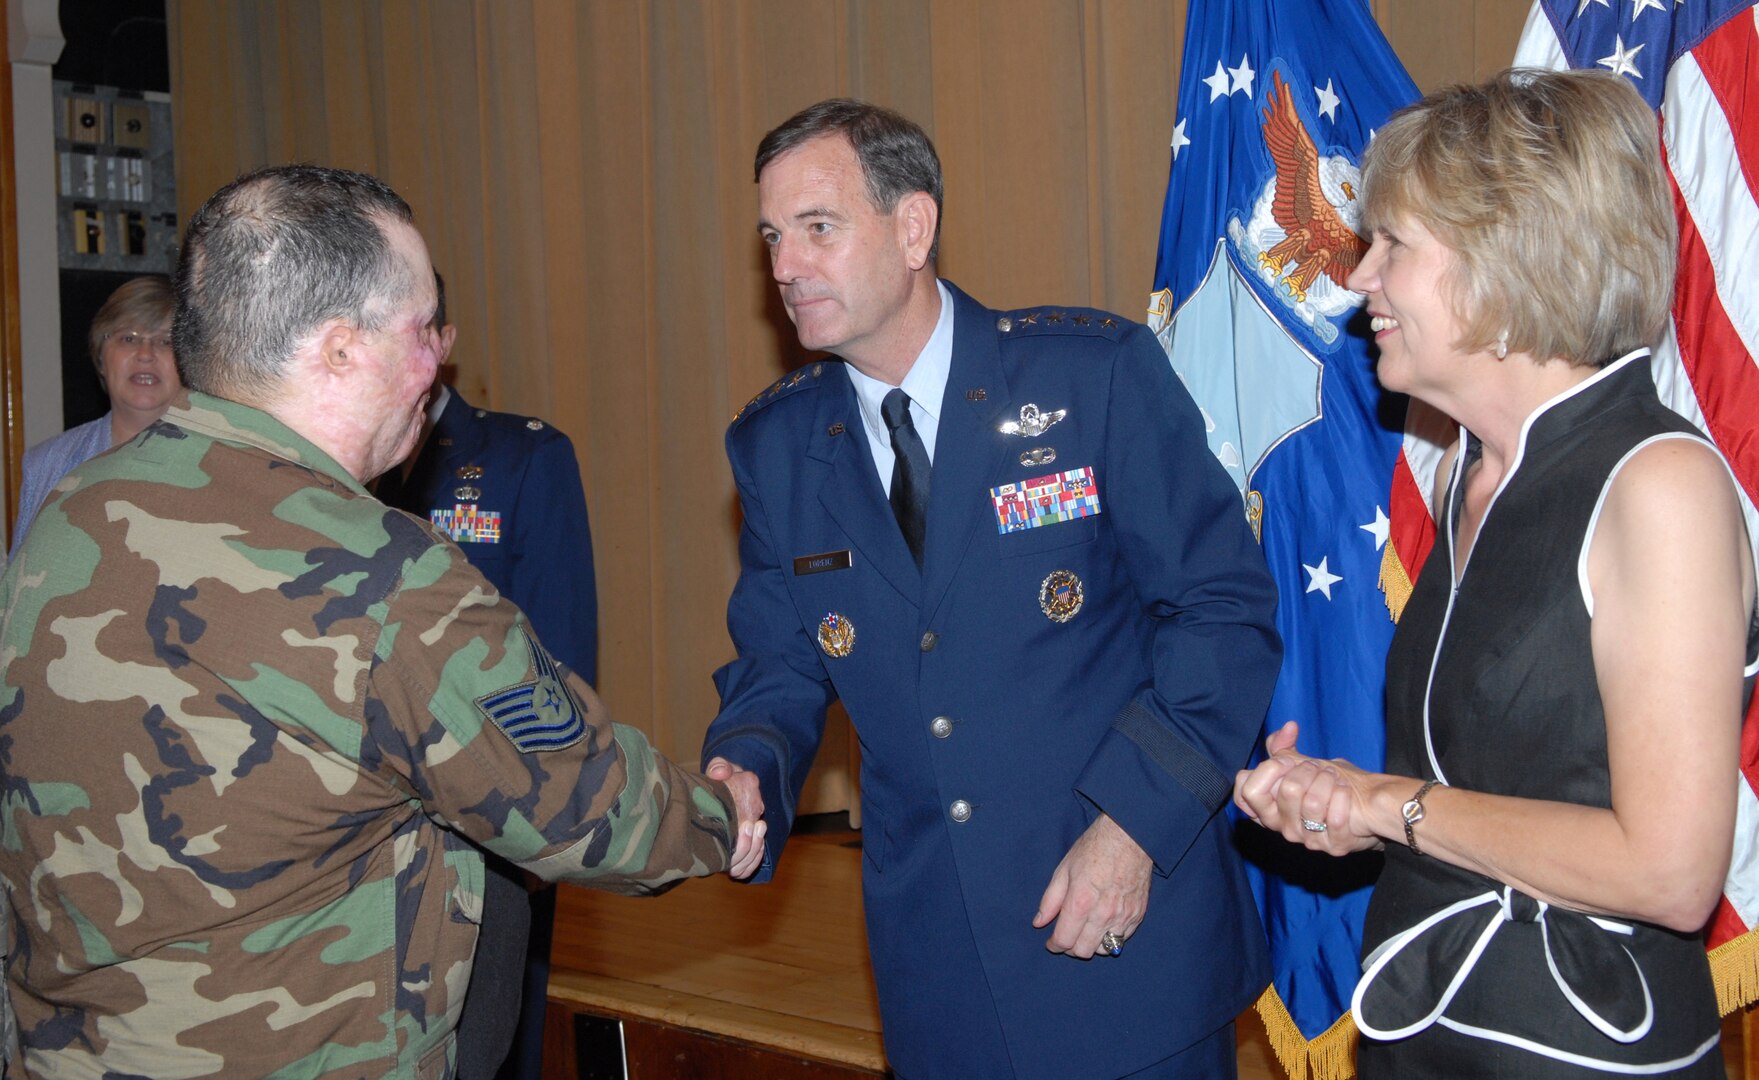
[112,331,174,352]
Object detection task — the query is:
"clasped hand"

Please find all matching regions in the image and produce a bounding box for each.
[1232,721,1382,855]
[705,756,767,879]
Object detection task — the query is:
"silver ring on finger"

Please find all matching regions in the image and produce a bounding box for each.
[1300,818,1328,833]
[1100,931,1125,957]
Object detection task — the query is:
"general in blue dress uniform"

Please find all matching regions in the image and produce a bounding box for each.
[378,281,598,1079]
[702,100,1281,1079]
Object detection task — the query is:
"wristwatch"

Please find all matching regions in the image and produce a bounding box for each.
[1401,779,1442,855]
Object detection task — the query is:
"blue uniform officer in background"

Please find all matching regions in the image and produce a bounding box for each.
[702,100,1282,1078]
[378,271,598,1079]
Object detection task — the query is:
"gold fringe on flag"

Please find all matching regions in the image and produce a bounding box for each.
[1378,539,1414,624]
[1250,930,1757,1079]
[1253,985,1360,1080]
[1709,926,1759,1016]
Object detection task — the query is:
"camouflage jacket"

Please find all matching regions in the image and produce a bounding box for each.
[0,392,733,1079]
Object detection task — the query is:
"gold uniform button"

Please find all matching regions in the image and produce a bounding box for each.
[930,716,953,739]
[949,799,972,823]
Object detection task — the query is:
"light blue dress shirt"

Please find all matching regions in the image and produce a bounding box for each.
[12,414,113,552]
[844,280,955,495]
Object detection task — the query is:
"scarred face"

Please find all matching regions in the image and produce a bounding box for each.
[355,220,441,481]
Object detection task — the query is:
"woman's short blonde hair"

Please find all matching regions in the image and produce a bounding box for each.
[88,275,175,373]
[1360,68,1674,367]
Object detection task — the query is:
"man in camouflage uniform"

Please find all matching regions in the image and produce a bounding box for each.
[0,165,763,1078]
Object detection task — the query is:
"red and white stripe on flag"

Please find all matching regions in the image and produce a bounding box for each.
[1517,1,1759,1014]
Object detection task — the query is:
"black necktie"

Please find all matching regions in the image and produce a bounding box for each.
[881,388,931,565]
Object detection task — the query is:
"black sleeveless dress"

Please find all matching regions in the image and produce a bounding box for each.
[1354,351,1757,1077]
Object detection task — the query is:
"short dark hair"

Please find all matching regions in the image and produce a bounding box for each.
[173,164,417,398]
[432,270,449,330]
[755,98,943,261]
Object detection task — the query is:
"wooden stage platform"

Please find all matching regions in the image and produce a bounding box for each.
[539,826,1751,1079]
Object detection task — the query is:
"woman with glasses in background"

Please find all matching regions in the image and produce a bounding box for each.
[11,275,182,550]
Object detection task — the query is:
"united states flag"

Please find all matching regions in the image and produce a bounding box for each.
[1516,0,1759,1014]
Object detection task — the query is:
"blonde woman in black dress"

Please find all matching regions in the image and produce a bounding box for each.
[1233,69,1758,1077]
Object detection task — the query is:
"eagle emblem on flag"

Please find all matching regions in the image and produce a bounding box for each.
[1256,70,1366,303]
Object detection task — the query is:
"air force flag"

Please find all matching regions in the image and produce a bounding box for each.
[1148,2,1420,1076]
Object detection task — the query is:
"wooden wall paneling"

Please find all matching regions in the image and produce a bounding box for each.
[1375,0,1479,93]
[719,0,806,411]
[246,4,280,155]
[926,0,986,295]
[169,2,242,229]
[408,2,493,405]
[930,0,1094,309]
[1087,0,1186,319]
[850,0,935,128]
[1,8,22,532]
[561,1,664,735]
[524,0,588,522]
[1476,0,1538,77]
[1080,2,1106,310]
[316,3,380,175]
[478,4,552,417]
[1375,0,1537,90]
[280,6,330,160]
[644,2,758,754]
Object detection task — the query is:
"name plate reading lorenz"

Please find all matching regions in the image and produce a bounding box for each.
[794,550,854,575]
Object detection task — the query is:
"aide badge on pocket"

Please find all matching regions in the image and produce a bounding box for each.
[991,466,1101,535]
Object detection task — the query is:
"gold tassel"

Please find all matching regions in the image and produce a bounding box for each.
[1378,540,1414,624]
[1709,928,1759,1015]
[1253,986,1361,1080]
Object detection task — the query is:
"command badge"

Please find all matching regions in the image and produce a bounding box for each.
[1039,570,1084,623]
[818,612,856,658]
[1000,403,1066,437]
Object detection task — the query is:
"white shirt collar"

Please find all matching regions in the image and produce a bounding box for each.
[426,384,452,428]
[845,280,954,469]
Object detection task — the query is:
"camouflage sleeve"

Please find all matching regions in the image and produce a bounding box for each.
[369,533,733,894]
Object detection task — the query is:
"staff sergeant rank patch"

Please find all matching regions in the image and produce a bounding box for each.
[476,627,588,752]
[991,466,1102,535]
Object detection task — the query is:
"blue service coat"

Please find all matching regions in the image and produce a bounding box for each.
[377,388,598,1079]
[703,283,1281,1078]
[380,389,598,680]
